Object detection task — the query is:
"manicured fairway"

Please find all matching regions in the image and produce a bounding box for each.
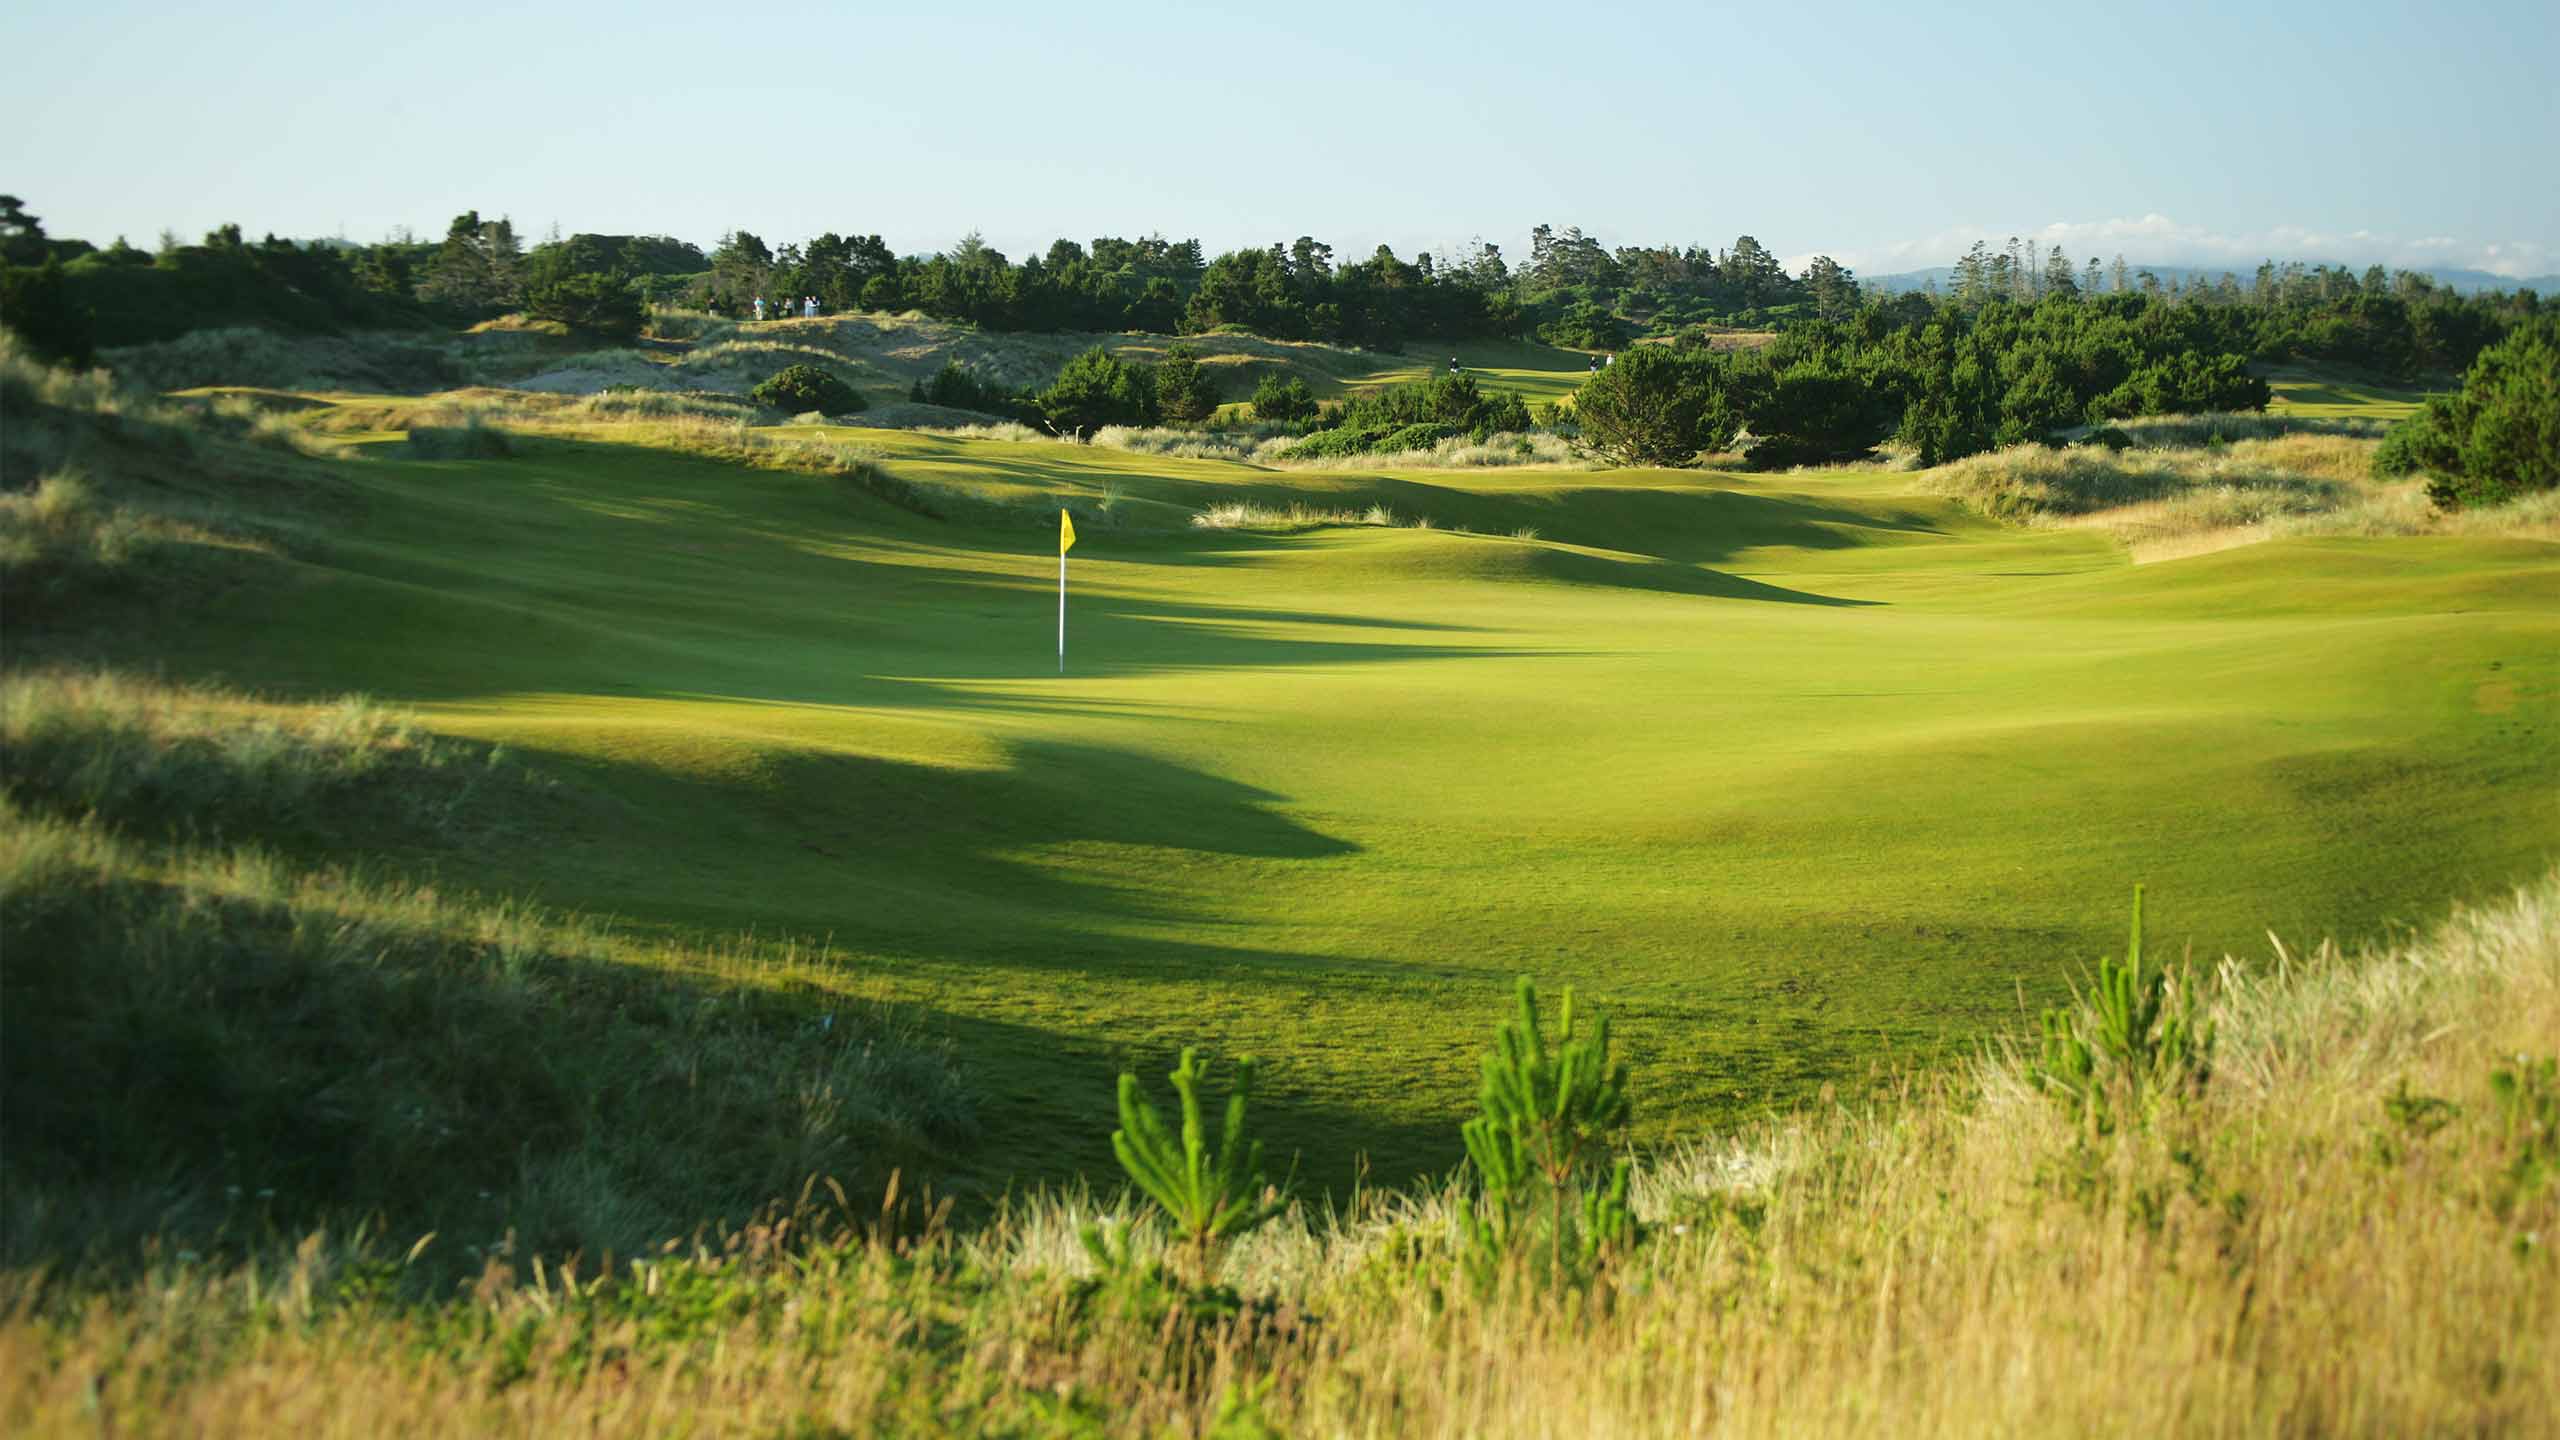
[125,418,2559,1198]
[2266,369,2429,420]
[1349,339,1606,406]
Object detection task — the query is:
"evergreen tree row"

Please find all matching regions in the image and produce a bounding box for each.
[0,196,2543,392]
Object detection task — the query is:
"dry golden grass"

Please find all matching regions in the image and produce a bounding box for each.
[4,867,2552,1438]
[1925,427,2560,561]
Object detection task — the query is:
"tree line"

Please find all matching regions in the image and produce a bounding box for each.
[1577,294,2286,468]
[0,197,2542,395]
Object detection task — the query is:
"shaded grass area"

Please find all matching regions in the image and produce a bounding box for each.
[2,872,2551,1436]
[0,333,344,621]
[0,676,977,1276]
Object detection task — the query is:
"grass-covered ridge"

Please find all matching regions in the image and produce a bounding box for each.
[3,872,2552,1435]
[0,669,980,1273]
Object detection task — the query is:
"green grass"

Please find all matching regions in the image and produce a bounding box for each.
[1344,338,1608,407]
[26,391,2549,1209]
[2265,367,2429,421]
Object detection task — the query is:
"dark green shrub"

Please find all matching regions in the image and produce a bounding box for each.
[752,363,865,416]
[1,257,97,368]
[1375,422,1459,453]
[2373,402,2459,479]
[1278,427,1386,461]
[2376,316,2560,509]
[1745,363,1901,468]
[910,360,1023,417]
[1538,300,1631,351]
[1153,344,1221,423]
[2085,426,2134,451]
[1250,373,1318,424]
[1035,346,1158,438]
[2087,352,2270,421]
[1333,373,1530,438]
[524,269,645,341]
[1574,347,1752,466]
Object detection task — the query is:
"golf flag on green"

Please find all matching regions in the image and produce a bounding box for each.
[1057,510,1075,672]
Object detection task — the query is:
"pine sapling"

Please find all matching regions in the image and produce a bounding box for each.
[1105,1047,1287,1283]
[1461,977,1637,1286]
[2035,886,2216,1132]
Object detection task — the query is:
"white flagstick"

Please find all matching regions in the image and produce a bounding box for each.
[1057,546,1067,674]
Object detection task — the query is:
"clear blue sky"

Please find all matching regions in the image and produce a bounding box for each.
[6,0,2554,277]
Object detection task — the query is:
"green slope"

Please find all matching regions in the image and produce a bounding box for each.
[98,417,2559,1198]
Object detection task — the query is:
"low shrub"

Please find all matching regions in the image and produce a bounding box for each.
[524,271,645,342]
[750,363,865,416]
[1278,427,1386,461]
[1374,422,1460,453]
[911,359,1027,418]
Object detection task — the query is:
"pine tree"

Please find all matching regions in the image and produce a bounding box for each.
[1803,255,1857,321]
[417,211,525,314]
[1152,344,1220,423]
[2111,254,2131,293]
[1955,241,1992,307]
[2044,246,2079,297]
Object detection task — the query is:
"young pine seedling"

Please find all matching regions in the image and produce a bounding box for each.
[1461,976,1637,1287]
[2036,885,2215,1132]
[1101,1047,1286,1284]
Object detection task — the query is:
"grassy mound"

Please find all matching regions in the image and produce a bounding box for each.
[0,332,341,622]
[1926,422,2560,559]
[0,669,980,1274]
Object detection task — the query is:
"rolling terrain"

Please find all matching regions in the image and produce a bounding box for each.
[38,373,2554,1202]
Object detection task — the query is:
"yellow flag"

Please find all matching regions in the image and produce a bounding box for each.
[1060,509,1077,555]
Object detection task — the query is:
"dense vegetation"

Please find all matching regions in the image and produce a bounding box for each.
[7,194,2541,391]
[2375,315,2560,509]
[1579,293,2282,467]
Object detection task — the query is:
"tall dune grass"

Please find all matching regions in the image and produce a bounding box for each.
[1926,427,2560,560]
[0,334,332,615]
[3,868,2550,1436]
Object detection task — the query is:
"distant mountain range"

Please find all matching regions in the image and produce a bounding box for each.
[1862,263,2558,297]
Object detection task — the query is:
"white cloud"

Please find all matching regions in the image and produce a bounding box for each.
[1792,216,2555,280]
